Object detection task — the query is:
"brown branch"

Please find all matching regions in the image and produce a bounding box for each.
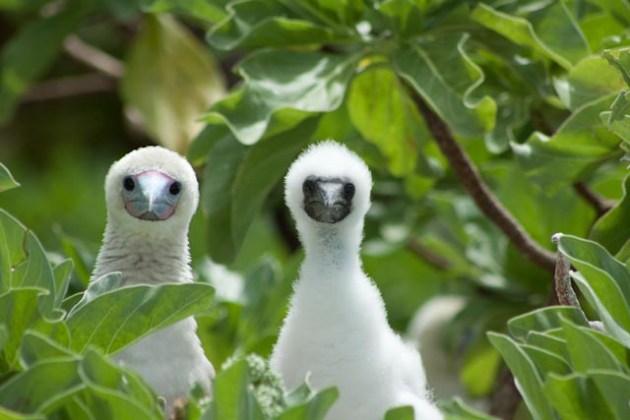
[22,74,116,102]
[489,369,521,420]
[407,238,452,271]
[552,235,581,308]
[408,89,557,273]
[63,35,124,78]
[573,182,615,217]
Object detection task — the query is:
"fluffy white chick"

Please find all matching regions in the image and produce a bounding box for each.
[91,146,214,411]
[270,141,442,420]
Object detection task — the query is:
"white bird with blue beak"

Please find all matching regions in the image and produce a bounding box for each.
[270,141,442,420]
[91,146,214,411]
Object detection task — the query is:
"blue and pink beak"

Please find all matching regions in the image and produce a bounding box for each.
[121,170,182,221]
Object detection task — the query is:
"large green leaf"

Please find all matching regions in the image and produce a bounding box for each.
[590,370,630,419]
[512,95,622,193]
[207,0,342,50]
[0,210,56,314]
[19,331,75,368]
[590,173,630,256]
[471,2,589,70]
[121,14,226,154]
[543,373,612,419]
[0,163,20,193]
[0,288,69,371]
[553,55,626,110]
[277,381,338,420]
[438,397,497,420]
[557,234,630,319]
[508,306,588,341]
[394,33,496,139]
[525,331,569,362]
[201,49,359,145]
[561,318,627,373]
[210,358,266,420]
[65,281,214,354]
[520,344,571,377]
[487,333,555,420]
[230,118,318,256]
[0,1,94,123]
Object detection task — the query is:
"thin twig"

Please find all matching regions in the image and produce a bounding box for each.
[22,74,116,102]
[489,369,521,420]
[407,89,557,273]
[407,238,452,271]
[552,234,582,308]
[573,182,615,217]
[63,35,124,78]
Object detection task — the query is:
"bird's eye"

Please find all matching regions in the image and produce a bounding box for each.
[343,183,355,200]
[169,181,181,195]
[123,176,135,191]
[303,179,317,196]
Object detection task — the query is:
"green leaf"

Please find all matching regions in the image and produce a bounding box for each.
[207,0,341,51]
[525,331,569,362]
[0,163,20,193]
[471,2,589,70]
[0,358,81,413]
[19,330,75,368]
[347,66,425,177]
[65,282,214,354]
[508,306,588,341]
[487,333,555,420]
[0,1,94,123]
[384,405,414,420]
[512,95,622,193]
[140,0,227,22]
[0,324,7,353]
[0,210,56,308]
[520,344,571,377]
[394,33,496,139]
[278,384,338,420]
[231,118,319,256]
[553,56,626,110]
[544,373,613,419]
[77,349,161,418]
[187,123,232,166]
[201,133,247,264]
[0,288,70,370]
[210,358,266,420]
[201,50,359,145]
[121,14,226,154]
[561,318,627,373]
[438,397,497,420]
[590,370,630,419]
[52,259,73,310]
[590,174,630,255]
[557,235,630,332]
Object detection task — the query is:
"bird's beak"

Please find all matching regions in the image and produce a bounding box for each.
[123,170,180,221]
[303,177,353,224]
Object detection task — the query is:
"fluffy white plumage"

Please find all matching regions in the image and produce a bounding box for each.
[270,141,443,420]
[91,146,214,410]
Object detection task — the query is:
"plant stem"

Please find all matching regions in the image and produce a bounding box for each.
[407,88,557,273]
[23,74,115,102]
[573,182,614,217]
[63,35,124,78]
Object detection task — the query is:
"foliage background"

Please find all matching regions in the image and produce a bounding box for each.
[0,0,629,419]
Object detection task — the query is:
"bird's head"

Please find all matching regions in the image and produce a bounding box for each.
[285,141,372,229]
[104,146,199,235]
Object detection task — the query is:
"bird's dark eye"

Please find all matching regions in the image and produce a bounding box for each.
[343,183,355,200]
[123,176,135,191]
[303,179,317,196]
[169,181,181,195]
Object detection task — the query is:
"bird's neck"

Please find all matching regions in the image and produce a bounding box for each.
[300,222,363,283]
[92,222,192,286]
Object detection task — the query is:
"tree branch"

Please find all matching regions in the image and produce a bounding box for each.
[573,181,615,217]
[63,35,124,78]
[407,89,557,273]
[22,74,116,102]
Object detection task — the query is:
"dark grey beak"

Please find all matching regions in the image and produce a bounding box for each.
[303,176,355,224]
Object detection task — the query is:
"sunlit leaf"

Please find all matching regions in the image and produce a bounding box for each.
[394,33,496,139]
[471,2,589,70]
[0,163,20,193]
[121,14,226,154]
[201,50,359,145]
[141,0,227,22]
[66,281,214,354]
[207,0,342,50]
